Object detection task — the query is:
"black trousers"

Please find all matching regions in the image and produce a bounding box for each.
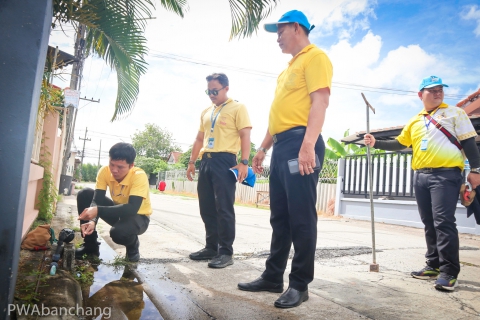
[414,170,463,277]
[77,188,150,247]
[261,127,325,291]
[197,152,237,255]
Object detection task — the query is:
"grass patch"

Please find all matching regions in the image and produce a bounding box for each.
[74,264,95,287]
[150,188,160,194]
[29,218,52,232]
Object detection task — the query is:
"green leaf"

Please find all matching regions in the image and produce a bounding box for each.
[327,138,348,157]
[324,148,339,161]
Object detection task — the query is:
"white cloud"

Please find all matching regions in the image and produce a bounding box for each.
[461,5,480,36]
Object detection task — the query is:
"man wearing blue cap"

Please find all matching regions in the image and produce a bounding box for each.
[364,76,480,291]
[237,10,332,308]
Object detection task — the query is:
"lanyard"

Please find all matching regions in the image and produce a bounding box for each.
[423,108,439,130]
[210,100,229,133]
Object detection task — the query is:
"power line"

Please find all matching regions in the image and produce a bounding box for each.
[148,49,470,100]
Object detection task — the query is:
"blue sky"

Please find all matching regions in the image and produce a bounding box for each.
[49,0,480,165]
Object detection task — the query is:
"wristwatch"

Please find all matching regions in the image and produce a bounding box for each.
[240,159,249,165]
[188,160,195,165]
[257,147,268,154]
[470,167,480,174]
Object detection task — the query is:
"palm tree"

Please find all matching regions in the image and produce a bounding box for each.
[52,0,278,121]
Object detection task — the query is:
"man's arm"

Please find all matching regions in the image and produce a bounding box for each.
[298,88,329,175]
[96,196,143,219]
[252,130,274,174]
[187,131,205,181]
[231,127,251,182]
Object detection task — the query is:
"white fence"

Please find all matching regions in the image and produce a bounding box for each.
[160,162,338,213]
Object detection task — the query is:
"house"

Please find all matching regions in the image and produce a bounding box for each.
[167,151,183,164]
[23,47,75,237]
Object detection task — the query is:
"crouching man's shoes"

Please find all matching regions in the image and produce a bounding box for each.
[189,248,217,261]
[274,287,308,308]
[238,277,284,293]
[208,254,233,268]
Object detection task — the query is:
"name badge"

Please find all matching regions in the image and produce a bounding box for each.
[421,138,428,151]
[207,137,215,149]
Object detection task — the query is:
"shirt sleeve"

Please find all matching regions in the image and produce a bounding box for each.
[235,104,252,130]
[95,166,108,191]
[198,107,210,133]
[396,120,413,147]
[454,109,477,141]
[128,169,149,199]
[305,52,333,94]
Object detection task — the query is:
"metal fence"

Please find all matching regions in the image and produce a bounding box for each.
[342,152,415,199]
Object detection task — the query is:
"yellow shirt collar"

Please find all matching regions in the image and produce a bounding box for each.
[109,167,134,185]
[288,44,315,65]
[419,102,448,115]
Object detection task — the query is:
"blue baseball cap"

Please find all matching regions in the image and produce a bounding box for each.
[230,167,256,188]
[264,10,315,33]
[418,75,449,91]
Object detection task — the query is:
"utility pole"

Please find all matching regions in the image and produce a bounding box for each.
[59,23,86,192]
[98,140,102,168]
[79,127,91,168]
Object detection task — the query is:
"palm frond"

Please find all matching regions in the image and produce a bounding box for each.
[159,0,188,18]
[228,0,278,39]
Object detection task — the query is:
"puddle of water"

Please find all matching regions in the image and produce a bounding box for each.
[82,238,164,320]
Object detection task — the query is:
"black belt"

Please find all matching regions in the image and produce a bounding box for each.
[272,126,306,144]
[415,167,460,174]
[202,152,236,159]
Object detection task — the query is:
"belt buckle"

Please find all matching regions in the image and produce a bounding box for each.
[207,153,212,158]
[423,168,433,173]
[272,135,278,143]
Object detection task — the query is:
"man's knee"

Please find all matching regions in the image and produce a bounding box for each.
[77,188,94,203]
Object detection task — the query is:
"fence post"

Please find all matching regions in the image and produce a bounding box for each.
[335,158,345,216]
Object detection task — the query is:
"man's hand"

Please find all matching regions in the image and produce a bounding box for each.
[298,142,316,176]
[252,151,266,174]
[81,221,96,236]
[78,206,98,221]
[186,163,196,181]
[231,163,248,183]
[467,173,480,189]
[364,133,376,147]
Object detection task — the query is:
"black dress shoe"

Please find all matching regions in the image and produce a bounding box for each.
[238,277,284,293]
[208,254,233,268]
[274,287,308,308]
[189,248,217,261]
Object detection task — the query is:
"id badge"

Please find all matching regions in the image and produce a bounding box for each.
[420,138,428,151]
[207,137,215,149]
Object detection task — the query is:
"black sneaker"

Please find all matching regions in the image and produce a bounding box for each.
[434,273,458,291]
[189,248,217,261]
[411,266,440,279]
[208,254,233,268]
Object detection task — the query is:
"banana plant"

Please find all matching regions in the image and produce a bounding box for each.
[325,129,383,160]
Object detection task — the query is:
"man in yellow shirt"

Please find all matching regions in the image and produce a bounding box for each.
[364,76,480,291]
[238,10,332,308]
[75,142,152,262]
[186,73,252,269]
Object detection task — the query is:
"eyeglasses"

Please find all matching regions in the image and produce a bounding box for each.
[205,87,225,96]
[424,88,444,94]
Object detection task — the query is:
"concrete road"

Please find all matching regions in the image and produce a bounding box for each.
[98,192,480,320]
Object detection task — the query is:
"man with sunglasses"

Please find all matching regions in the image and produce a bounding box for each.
[186,73,252,269]
[364,76,480,291]
[75,142,152,262]
[237,10,332,308]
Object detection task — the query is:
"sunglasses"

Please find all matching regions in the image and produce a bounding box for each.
[424,88,444,94]
[205,87,225,96]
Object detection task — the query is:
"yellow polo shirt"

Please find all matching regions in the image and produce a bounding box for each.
[95,166,152,215]
[396,102,477,170]
[269,44,333,135]
[198,98,252,157]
